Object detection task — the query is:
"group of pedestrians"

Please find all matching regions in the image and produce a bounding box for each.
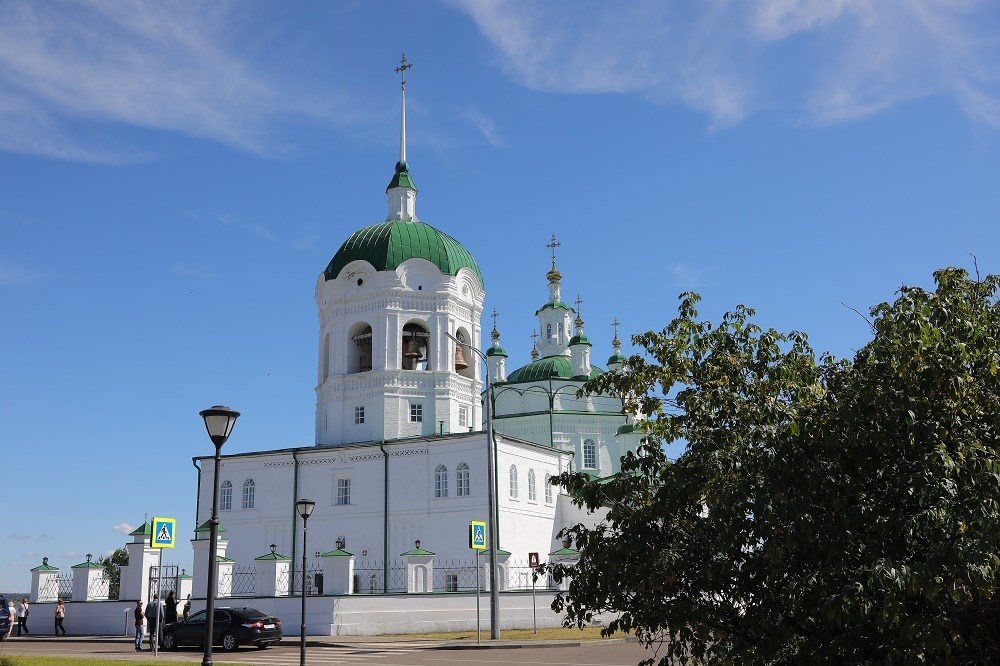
[3,598,67,637]
[133,591,188,651]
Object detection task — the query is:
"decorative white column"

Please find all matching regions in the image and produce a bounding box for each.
[30,558,59,603]
[177,570,194,607]
[254,545,292,597]
[482,548,511,591]
[401,541,434,593]
[119,522,159,602]
[320,547,355,595]
[71,554,108,601]
[191,520,229,599]
[548,546,580,592]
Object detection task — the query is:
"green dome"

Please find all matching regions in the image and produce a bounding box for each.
[607,353,626,365]
[569,334,592,346]
[504,355,604,384]
[324,220,484,288]
[486,345,507,358]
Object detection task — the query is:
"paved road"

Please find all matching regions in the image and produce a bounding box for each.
[0,636,662,665]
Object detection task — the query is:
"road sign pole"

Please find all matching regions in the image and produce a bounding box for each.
[155,548,163,655]
[476,556,481,644]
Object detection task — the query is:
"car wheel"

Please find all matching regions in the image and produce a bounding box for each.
[221,631,238,652]
[256,642,270,650]
[161,632,178,651]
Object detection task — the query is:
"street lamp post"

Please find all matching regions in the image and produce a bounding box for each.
[446,332,500,639]
[296,499,316,666]
[198,405,240,666]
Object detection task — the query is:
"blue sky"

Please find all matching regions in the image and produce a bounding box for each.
[2,0,999,592]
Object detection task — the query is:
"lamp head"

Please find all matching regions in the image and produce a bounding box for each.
[296,498,316,519]
[200,405,240,447]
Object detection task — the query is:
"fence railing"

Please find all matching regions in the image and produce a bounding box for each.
[277,563,325,596]
[353,560,407,594]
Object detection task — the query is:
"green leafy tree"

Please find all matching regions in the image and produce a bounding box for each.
[550,268,1000,665]
[98,547,129,600]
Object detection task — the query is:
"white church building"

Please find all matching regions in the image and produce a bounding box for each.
[190,63,643,596]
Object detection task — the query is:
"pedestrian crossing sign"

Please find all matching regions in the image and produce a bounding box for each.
[151,517,176,549]
[469,521,487,550]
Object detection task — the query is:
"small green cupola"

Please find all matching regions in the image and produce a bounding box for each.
[386,160,417,193]
[486,309,508,383]
[607,318,626,372]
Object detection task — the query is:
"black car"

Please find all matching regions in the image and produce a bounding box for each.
[160,607,282,651]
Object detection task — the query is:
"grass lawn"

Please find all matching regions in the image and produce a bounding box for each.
[0,657,252,666]
[379,626,625,641]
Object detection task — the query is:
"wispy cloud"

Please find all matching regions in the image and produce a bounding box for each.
[0,260,44,286]
[0,0,342,163]
[452,0,1000,128]
[458,107,504,147]
[112,522,135,535]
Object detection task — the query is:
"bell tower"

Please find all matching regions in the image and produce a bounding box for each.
[313,55,485,446]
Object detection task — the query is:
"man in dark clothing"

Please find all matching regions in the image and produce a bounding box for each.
[164,591,178,624]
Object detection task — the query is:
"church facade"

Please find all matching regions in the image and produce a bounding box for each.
[192,67,642,589]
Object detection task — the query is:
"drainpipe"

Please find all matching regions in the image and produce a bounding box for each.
[191,458,202,539]
[379,441,389,593]
[548,378,555,449]
[291,450,300,594]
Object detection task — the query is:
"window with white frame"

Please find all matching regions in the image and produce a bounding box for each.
[434,464,448,498]
[220,480,232,511]
[459,406,468,429]
[509,465,518,498]
[456,462,470,497]
[410,403,423,422]
[354,406,365,424]
[545,473,553,503]
[528,469,537,501]
[583,439,597,469]
[242,478,255,509]
[336,477,351,505]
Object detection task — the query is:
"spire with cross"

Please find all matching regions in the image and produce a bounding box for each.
[530,330,540,359]
[574,295,584,331]
[612,317,622,352]
[395,53,413,163]
[491,307,500,343]
[546,234,561,270]
[545,233,563,298]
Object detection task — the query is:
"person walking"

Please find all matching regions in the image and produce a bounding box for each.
[133,601,145,651]
[164,591,178,624]
[182,594,191,621]
[15,598,28,636]
[144,594,163,651]
[53,599,66,636]
[5,601,14,639]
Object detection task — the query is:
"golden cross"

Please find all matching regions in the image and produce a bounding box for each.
[545,234,561,269]
[395,53,413,91]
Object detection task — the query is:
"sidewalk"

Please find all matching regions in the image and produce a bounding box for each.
[3,633,633,651]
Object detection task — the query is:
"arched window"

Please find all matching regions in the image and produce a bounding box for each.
[527,469,536,501]
[454,328,475,379]
[509,465,518,498]
[558,322,564,342]
[546,323,552,339]
[220,481,232,511]
[434,464,448,498]
[583,439,597,469]
[544,474,553,503]
[349,323,373,373]
[242,479,255,509]
[402,322,430,371]
[322,332,330,380]
[456,462,470,496]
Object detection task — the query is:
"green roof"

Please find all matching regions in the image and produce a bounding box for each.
[216,556,236,563]
[324,220,484,288]
[72,560,104,569]
[400,547,436,556]
[319,548,354,558]
[130,523,151,536]
[534,301,574,316]
[254,551,291,561]
[568,334,592,346]
[607,353,626,365]
[386,160,418,192]
[504,355,605,384]
[195,520,227,533]
[550,547,581,556]
[617,423,640,435]
[486,345,507,358]
[31,562,58,572]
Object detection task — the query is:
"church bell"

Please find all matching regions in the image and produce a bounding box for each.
[403,336,423,359]
[453,344,469,371]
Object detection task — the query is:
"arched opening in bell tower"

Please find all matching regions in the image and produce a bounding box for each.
[402,322,430,371]
[454,327,475,379]
[348,322,373,373]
